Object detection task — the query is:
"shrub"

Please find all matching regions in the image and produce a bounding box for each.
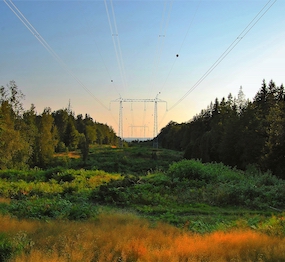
[0,170,44,183]
[12,231,34,257]
[43,167,66,181]
[167,159,207,181]
[8,198,98,220]
[0,233,13,262]
[166,159,285,209]
[56,142,68,153]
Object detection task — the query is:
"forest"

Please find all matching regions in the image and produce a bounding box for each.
[158,79,285,178]
[2,79,284,178]
[0,81,118,170]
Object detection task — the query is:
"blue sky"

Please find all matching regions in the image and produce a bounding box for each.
[1,0,284,138]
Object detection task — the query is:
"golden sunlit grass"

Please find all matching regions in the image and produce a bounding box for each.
[0,197,10,204]
[54,151,81,159]
[2,213,285,262]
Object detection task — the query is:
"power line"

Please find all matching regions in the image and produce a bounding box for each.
[129,125,149,138]
[149,0,173,92]
[4,0,278,137]
[104,0,128,91]
[76,1,121,127]
[158,110,168,128]
[156,0,201,130]
[168,0,277,111]
[130,102,135,128]
[142,0,173,129]
[151,0,201,130]
[159,0,202,94]
[110,95,167,142]
[142,101,147,128]
[110,0,127,90]
[4,0,109,112]
[77,1,120,96]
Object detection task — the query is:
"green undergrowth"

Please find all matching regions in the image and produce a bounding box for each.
[83,146,183,174]
[91,160,285,211]
[0,147,285,235]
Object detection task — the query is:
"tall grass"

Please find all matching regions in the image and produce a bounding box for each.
[1,213,285,262]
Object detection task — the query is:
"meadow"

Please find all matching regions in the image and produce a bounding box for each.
[2,213,285,262]
[1,145,285,261]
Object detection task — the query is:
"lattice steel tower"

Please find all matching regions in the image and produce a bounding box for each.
[111,93,167,147]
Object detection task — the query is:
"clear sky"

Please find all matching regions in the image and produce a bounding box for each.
[1,0,284,139]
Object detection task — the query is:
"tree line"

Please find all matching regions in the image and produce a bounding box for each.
[158,79,285,178]
[0,81,118,169]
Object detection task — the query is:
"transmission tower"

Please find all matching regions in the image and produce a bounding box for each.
[153,93,160,148]
[111,93,167,147]
[118,98,123,146]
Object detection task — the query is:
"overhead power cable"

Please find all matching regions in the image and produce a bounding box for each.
[76,1,121,128]
[149,0,173,91]
[158,0,201,95]
[104,0,128,92]
[157,0,201,130]
[4,0,109,111]
[168,0,277,111]
[77,1,120,96]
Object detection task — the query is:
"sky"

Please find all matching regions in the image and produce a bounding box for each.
[1,0,284,139]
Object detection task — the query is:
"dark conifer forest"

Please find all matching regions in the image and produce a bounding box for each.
[158,79,285,178]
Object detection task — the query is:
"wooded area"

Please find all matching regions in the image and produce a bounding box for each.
[158,79,285,178]
[0,81,118,169]
[1,79,285,178]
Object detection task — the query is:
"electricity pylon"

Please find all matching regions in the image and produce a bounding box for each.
[110,93,167,147]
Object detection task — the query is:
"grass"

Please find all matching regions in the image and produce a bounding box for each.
[54,151,81,159]
[1,145,285,261]
[1,213,285,262]
[82,145,183,174]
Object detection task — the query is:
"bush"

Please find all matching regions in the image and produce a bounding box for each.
[167,159,209,181]
[91,178,134,205]
[56,142,68,153]
[8,198,98,220]
[0,170,44,182]
[209,175,285,209]
[0,233,13,262]
[168,159,244,183]
[166,159,285,209]
[43,167,67,181]
[49,156,70,168]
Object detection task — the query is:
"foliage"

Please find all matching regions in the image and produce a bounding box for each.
[0,147,285,258]
[0,81,119,169]
[0,168,121,201]
[2,79,285,260]
[0,81,29,169]
[0,229,34,262]
[166,159,285,209]
[0,146,285,260]
[8,197,98,220]
[0,233,13,262]
[158,80,285,178]
[84,146,182,175]
[1,154,285,227]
